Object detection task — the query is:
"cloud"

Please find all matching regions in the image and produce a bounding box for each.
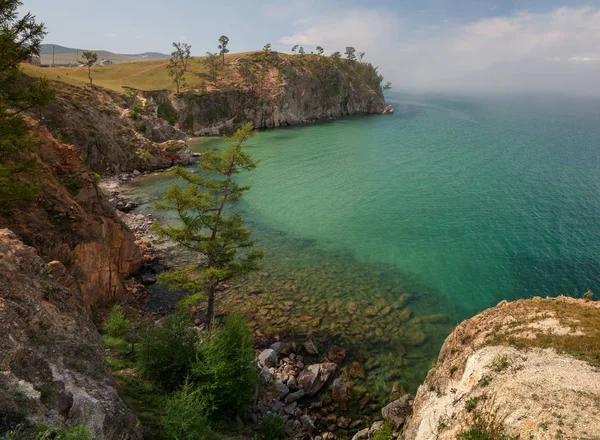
[179,36,187,41]
[280,6,600,95]
[279,9,400,56]
[104,32,117,38]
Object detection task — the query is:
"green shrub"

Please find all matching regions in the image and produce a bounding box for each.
[103,305,130,339]
[372,421,393,440]
[260,414,285,440]
[1,424,93,440]
[135,123,146,134]
[157,101,178,125]
[191,314,257,419]
[131,103,140,120]
[162,380,210,440]
[137,313,198,392]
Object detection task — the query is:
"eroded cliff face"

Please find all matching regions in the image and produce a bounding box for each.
[0,126,142,305]
[403,297,600,440]
[38,80,192,174]
[141,53,386,136]
[0,229,142,439]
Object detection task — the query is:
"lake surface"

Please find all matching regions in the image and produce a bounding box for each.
[120,91,600,403]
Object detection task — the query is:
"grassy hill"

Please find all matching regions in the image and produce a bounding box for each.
[39,44,170,66]
[24,52,257,92]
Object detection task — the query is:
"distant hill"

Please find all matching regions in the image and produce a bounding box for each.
[39,44,170,66]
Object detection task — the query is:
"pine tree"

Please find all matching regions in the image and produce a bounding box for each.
[154,123,265,329]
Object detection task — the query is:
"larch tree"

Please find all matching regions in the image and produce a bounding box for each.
[218,35,229,65]
[172,42,192,71]
[204,52,221,87]
[298,47,305,55]
[81,51,98,89]
[316,46,324,56]
[0,0,55,209]
[153,123,265,330]
[345,46,356,61]
[291,45,298,54]
[358,51,365,62]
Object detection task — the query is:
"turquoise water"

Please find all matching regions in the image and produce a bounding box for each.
[121,91,600,397]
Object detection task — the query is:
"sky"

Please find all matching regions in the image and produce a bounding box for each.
[20,0,600,95]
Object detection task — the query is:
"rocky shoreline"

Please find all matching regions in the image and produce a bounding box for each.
[99,173,419,439]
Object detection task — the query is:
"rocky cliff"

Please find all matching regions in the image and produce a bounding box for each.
[38,80,192,174]
[140,52,386,136]
[403,296,600,440]
[0,229,141,439]
[0,125,142,305]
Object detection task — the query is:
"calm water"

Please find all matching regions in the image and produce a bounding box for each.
[121,91,600,398]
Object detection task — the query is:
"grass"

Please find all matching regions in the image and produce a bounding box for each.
[490,299,600,367]
[23,52,256,93]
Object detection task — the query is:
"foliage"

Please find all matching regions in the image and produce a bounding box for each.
[204,52,221,87]
[345,46,357,61]
[0,424,93,440]
[0,0,54,211]
[218,36,229,66]
[372,421,393,440]
[584,290,593,301]
[316,46,324,56]
[137,313,198,392]
[383,81,392,91]
[168,42,191,93]
[153,123,264,329]
[191,314,257,418]
[162,380,210,440]
[291,45,298,53]
[80,51,98,89]
[103,304,130,339]
[260,414,285,440]
[157,100,178,125]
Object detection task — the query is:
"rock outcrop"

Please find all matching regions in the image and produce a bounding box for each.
[141,53,386,136]
[0,229,141,439]
[0,125,142,305]
[403,297,600,440]
[37,80,192,174]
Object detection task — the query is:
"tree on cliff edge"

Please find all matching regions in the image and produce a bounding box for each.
[218,35,229,65]
[81,51,97,89]
[153,123,265,330]
[0,0,54,210]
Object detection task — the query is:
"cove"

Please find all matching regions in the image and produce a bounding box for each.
[119,91,600,402]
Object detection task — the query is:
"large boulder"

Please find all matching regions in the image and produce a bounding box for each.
[297,363,337,396]
[258,349,278,368]
[382,394,414,429]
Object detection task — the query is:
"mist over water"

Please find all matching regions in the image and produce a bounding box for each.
[122,91,600,395]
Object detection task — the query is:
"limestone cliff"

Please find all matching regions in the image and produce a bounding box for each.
[140,52,386,136]
[38,80,192,174]
[0,229,142,439]
[403,296,600,440]
[0,125,142,305]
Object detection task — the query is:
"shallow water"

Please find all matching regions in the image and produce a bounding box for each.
[119,91,600,401]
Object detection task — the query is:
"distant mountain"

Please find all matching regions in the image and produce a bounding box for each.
[40,44,80,55]
[39,44,170,65]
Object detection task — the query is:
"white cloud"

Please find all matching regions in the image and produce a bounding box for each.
[280,6,600,95]
[279,9,400,57]
[104,32,117,38]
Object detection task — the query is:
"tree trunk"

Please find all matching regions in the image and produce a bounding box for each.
[206,288,215,330]
[88,67,93,89]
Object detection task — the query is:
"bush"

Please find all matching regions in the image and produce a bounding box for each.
[372,421,393,440]
[0,424,93,440]
[103,305,130,339]
[157,101,178,125]
[260,414,285,440]
[191,314,257,418]
[162,380,210,440]
[137,313,198,391]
